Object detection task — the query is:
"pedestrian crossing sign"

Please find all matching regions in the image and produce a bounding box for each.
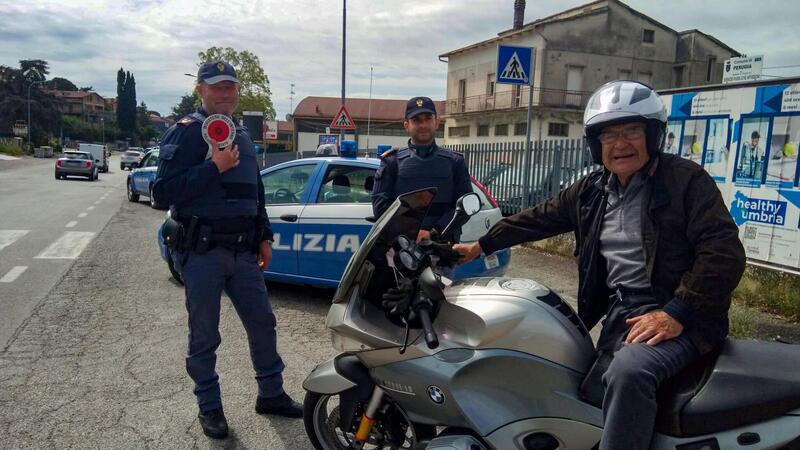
[496,45,535,85]
[330,105,356,130]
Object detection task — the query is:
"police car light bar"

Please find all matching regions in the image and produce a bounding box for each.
[340,140,357,158]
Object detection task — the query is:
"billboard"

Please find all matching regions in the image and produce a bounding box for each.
[661,81,800,271]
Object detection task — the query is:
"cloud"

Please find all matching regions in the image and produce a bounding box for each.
[1,0,797,118]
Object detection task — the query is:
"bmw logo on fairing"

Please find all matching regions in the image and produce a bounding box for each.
[427,386,445,404]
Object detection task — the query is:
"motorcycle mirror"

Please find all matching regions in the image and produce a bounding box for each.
[439,193,483,240]
[459,193,481,216]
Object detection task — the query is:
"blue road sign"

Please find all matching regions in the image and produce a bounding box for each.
[496,45,534,85]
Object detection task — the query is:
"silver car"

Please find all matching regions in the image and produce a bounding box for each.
[120,148,144,170]
[55,151,98,181]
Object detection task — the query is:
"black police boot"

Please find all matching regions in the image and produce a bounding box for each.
[198,407,229,439]
[255,392,303,418]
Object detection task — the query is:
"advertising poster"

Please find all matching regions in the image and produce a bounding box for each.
[662,82,800,271]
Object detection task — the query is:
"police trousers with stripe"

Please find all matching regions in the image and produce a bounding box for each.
[173,246,285,412]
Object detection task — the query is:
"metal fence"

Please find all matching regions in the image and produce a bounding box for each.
[451,139,598,215]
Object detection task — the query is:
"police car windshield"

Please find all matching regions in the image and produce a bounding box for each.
[333,188,436,303]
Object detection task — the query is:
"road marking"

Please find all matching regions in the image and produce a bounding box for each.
[66,221,77,228]
[87,206,95,211]
[78,212,88,218]
[0,266,28,283]
[0,230,29,252]
[35,231,96,259]
[94,201,101,205]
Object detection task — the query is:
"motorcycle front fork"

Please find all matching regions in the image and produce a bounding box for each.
[354,386,385,448]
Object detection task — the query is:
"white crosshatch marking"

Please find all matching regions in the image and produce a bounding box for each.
[0,230,29,252]
[1,266,28,283]
[35,231,96,259]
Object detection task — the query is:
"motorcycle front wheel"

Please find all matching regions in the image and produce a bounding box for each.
[303,391,434,450]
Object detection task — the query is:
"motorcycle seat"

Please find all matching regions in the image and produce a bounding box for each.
[655,339,800,437]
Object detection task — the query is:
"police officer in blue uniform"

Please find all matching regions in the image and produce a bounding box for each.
[371,97,472,242]
[153,61,302,439]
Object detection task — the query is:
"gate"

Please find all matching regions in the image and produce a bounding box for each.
[450,139,598,215]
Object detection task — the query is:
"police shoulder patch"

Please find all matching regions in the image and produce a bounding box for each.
[178,116,195,125]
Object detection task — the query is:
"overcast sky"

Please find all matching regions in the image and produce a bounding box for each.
[2,0,798,118]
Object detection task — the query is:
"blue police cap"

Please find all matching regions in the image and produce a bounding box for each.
[405,96,436,120]
[197,60,239,85]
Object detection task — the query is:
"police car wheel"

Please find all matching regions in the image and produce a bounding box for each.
[149,186,161,209]
[127,180,140,202]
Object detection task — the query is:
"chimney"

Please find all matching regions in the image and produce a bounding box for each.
[513,0,525,30]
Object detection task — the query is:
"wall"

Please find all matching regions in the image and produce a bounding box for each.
[677,32,738,87]
[297,132,409,153]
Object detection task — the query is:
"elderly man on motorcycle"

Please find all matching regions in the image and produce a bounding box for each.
[455,80,746,449]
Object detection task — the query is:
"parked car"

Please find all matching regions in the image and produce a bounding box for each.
[55,150,98,181]
[120,148,145,170]
[486,163,594,215]
[127,148,163,208]
[158,155,511,287]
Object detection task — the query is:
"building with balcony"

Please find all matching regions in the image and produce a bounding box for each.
[292,96,446,152]
[45,89,114,123]
[439,0,739,145]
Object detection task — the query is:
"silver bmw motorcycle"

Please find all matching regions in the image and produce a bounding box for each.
[302,189,800,450]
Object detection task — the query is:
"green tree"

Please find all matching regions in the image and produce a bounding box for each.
[0,60,62,146]
[197,46,275,119]
[44,77,78,91]
[116,68,138,138]
[171,91,199,118]
[136,101,159,144]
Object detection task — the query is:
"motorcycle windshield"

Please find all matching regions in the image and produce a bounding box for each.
[333,188,436,303]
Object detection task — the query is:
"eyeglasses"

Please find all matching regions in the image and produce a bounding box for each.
[598,127,646,145]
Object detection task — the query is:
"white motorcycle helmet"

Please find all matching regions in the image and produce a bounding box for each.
[583,80,668,164]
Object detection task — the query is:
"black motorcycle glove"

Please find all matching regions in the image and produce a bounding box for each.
[381,278,416,316]
[430,241,463,267]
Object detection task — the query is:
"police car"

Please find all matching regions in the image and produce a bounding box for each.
[158,150,511,288]
[258,151,510,288]
[126,147,163,209]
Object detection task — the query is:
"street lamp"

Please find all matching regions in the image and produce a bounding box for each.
[27,79,44,150]
[100,117,105,144]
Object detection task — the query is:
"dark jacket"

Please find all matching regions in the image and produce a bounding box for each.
[478,153,746,354]
[152,108,272,242]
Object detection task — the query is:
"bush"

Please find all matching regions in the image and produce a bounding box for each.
[734,266,800,321]
[0,143,24,156]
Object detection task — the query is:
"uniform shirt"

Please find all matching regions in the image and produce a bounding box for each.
[598,172,651,290]
[152,108,273,241]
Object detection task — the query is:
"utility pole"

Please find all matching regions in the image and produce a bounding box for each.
[366,67,373,156]
[289,83,296,115]
[340,0,346,146]
[27,80,44,151]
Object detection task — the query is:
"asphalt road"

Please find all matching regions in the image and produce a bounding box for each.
[0,155,128,348]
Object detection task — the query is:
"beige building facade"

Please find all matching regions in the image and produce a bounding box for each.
[439,0,739,145]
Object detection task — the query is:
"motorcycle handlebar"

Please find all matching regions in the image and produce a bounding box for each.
[417,308,439,349]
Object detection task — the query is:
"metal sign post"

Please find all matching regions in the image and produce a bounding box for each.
[496,45,536,209]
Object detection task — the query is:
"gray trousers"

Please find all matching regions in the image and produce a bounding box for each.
[599,334,697,450]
